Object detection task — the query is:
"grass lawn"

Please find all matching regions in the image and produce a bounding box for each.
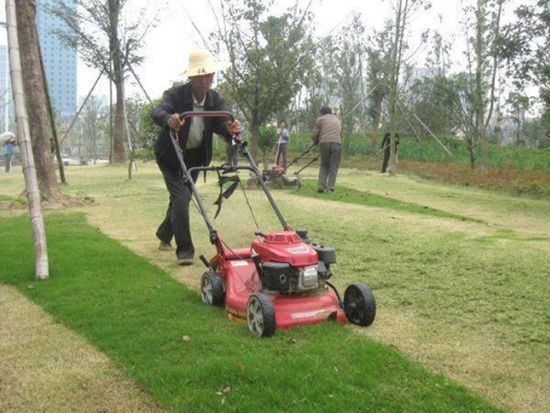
[0,213,499,412]
[2,161,549,412]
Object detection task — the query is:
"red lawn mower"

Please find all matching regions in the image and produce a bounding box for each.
[262,143,320,189]
[170,111,376,337]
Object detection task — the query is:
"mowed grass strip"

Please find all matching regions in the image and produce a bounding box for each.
[294,180,483,223]
[0,213,501,413]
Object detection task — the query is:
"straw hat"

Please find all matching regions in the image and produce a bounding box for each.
[181,49,227,77]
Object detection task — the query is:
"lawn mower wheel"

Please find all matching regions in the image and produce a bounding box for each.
[247,293,276,337]
[344,283,376,326]
[201,271,225,307]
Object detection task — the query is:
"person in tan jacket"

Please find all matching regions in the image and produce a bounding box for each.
[312,107,342,192]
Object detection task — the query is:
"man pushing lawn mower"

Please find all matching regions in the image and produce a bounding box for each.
[159,107,376,337]
[152,50,241,265]
[151,51,376,337]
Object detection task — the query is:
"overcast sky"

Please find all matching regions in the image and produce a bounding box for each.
[0,0,537,103]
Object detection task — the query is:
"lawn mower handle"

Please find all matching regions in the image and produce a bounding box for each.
[177,110,235,123]
[169,111,290,247]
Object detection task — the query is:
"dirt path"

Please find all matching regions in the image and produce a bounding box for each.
[0,285,165,413]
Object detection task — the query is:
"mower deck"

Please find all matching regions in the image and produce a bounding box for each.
[220,255,347,328]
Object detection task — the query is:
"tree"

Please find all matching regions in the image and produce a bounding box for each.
[385,0,431,176]
[78,95,108,163]
[462,0,505,170]
[321,14,368,139]
[16,0,62,200]
[294,56,327,133]
[366,25,393,143]
[506,91,529,146]
[7,0,49,278]
[408,75,462,138]
[497,0,550,134]
[48,0,157,163]
[211,0,315,160]
[258,125,278,169]
[403,31,462,139]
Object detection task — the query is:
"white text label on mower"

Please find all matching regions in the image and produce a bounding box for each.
[291,310,332,320]
[287,246,309,254]
[230,260,249,267]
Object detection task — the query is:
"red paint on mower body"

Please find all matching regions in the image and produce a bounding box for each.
[209,231,347,330]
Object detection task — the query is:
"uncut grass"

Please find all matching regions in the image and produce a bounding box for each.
[0,213,500,413]
[335,168,550,237]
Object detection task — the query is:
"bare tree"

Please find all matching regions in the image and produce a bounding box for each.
[7,0,49,278]
[16,0,62,200]
[47,0,158,163]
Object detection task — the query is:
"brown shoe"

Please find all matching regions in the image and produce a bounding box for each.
[158,241,173,251]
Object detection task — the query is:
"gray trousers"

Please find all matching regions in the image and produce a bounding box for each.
[318,142,342,191]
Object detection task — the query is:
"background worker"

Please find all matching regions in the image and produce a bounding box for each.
[275,120,290,168]
[152,49,241,265]
[2,132,17,173]
[312,107,342,193]
[380,132,400,173]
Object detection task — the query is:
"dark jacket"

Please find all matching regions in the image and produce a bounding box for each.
[381,133,400,151]
[152,82,232,174]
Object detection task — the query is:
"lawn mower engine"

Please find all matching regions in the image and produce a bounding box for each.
[251,230,336,294]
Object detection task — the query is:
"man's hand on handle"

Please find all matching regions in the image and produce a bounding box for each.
[227,119,242,135]
[168,113,184,130]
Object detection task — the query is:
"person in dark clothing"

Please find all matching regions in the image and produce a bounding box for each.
[380,132,400,173]
[152,49,241,265]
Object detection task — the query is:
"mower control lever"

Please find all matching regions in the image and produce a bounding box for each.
[255,231,266,238]
[199,255,211,269]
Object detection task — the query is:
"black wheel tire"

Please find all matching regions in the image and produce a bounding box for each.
[344,283,376,326]
[247,293,276,337]
[200,271,225,307]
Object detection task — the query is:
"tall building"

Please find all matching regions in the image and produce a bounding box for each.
[36,0,77,118]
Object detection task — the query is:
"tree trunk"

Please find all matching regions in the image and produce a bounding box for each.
[7,0,49,279]
[467,135,476,169]
[370,106,381,147]
[16,0,61,200]
[249,115,260,162]
[112,77,126,162]
[387,0,405,176]
[474,0,488,172]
